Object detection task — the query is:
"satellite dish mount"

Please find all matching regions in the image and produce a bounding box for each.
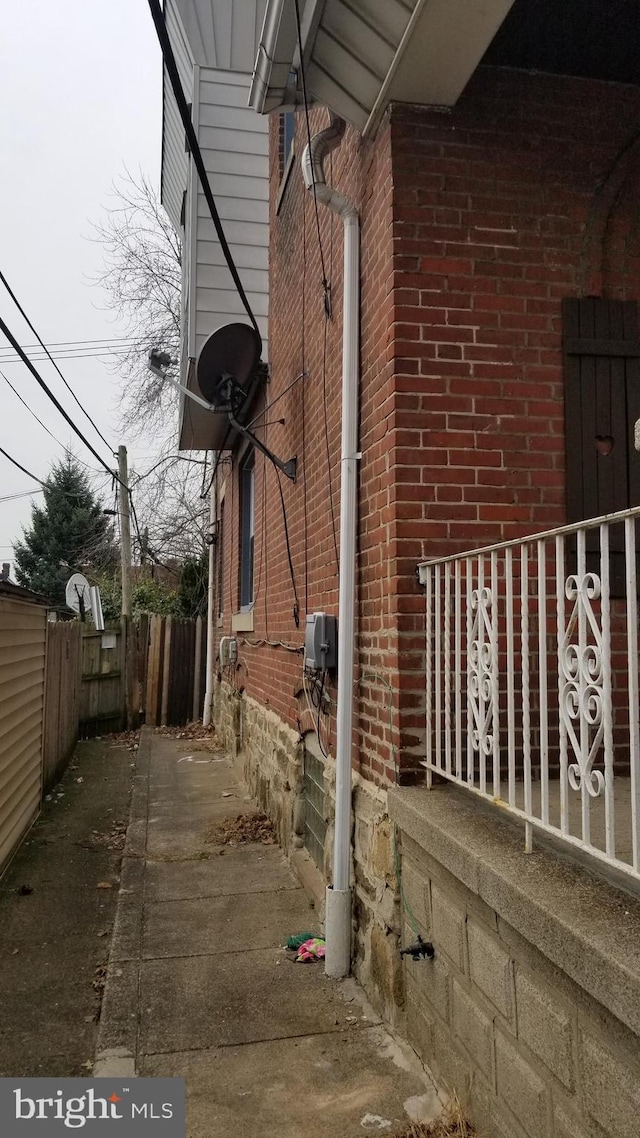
[197,325,297,482]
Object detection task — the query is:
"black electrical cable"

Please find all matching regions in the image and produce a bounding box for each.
[293,0,329,296]
[274,466,300,627]
[0,444,45,485]
[200,451,208,499]
[147,0,260,340]
[0,269,114,452]
[0,312,120,481]
[201,428,233,499]
[245,371,307,430]
[316,670,329,759]
[0,368,98,472]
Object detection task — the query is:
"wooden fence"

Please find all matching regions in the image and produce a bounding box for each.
[43,620,82,790]
[80,622,125,738]
[45,613,205,745]
[143,614,205,727]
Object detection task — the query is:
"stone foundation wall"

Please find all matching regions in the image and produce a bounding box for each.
[214,680,405,1026]
[390,785,640,1138]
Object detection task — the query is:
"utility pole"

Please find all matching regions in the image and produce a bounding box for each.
[118,445,132,619]
[118,445,135,730]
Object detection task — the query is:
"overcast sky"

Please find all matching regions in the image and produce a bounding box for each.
[0,0,163,569]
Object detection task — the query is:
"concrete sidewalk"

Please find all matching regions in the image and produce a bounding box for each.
[0,738,132,1076]
[96,728,441,1137]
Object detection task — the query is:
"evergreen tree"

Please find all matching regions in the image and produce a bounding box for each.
[13,453,118,607]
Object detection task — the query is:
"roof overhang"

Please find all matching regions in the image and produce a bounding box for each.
[250,0,516,135]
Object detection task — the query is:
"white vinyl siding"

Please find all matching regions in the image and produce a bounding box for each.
[161,1,270,448]
[161,0,195,232]
[192,66,269,359]
[0,597,46,874]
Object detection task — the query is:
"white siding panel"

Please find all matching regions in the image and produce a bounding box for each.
[200,147,267,179]
[196,170,268,201]
[196,122,269,157]
[0,597,46,875]
[197,241,268,271]
[196,264,268,293]
[196,287,268,317]
[198,194,268,224]
[199,79,256,109]
[196,215,268,249]
[192,65,269,366]
[178,51,269,448]
[161,0,195,232]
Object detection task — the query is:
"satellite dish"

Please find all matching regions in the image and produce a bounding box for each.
[65,573,91,617]
[196,323,262,407]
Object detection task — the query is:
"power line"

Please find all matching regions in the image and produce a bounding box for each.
[0,444,45,485]
[0,489,41,502]
[0,335,139,352]
[0,368,98,472]
[0,348,133,364]
[147,0,261,341]
[0,268,114,452]
[0,311,120,480]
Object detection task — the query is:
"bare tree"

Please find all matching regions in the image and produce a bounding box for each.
[93,171,211,569]
[130,454,209,564]
[92,170,182,434]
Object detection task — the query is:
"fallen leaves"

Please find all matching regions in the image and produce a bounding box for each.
[92,962,108,994]
[207,813,275,846]
[76,820,127,853]
[158,721,224,747]
[107,729,140,751]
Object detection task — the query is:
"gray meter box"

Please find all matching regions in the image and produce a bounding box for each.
[304,612,337,672]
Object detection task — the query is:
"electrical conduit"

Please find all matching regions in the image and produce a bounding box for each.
[301,115,360,979]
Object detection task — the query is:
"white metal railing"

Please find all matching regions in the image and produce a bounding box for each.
[418,506,640,883]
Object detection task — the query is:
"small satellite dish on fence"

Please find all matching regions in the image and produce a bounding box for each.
[65,573,105,631]
[196,322,262,407]
[65,573,91,618]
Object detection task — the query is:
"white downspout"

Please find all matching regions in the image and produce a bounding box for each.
[202,458,217,726]
[302,115,360,979]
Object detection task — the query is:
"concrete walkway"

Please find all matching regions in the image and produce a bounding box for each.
[0,739,132,1076]
[96,728,440,1137]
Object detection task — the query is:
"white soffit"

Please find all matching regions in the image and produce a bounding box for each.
[251,0,516,135]
[385,0,517,115]
[175,0,267,71]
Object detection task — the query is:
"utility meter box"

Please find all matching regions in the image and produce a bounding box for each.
[219,636,238,667]
[304,612,337,672]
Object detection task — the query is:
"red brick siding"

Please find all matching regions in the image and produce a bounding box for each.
[217,68,640,786]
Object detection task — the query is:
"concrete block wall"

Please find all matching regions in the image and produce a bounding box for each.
[390,785,640,1138]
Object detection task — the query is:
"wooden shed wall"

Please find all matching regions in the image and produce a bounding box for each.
[0,597,46,873]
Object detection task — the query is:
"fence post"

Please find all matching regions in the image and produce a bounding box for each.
[160,616,172,727]
[193,615,203,722]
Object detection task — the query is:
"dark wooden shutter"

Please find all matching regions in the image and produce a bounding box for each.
[563,298,640,595]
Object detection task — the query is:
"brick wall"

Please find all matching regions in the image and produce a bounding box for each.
[216,67,640,789]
